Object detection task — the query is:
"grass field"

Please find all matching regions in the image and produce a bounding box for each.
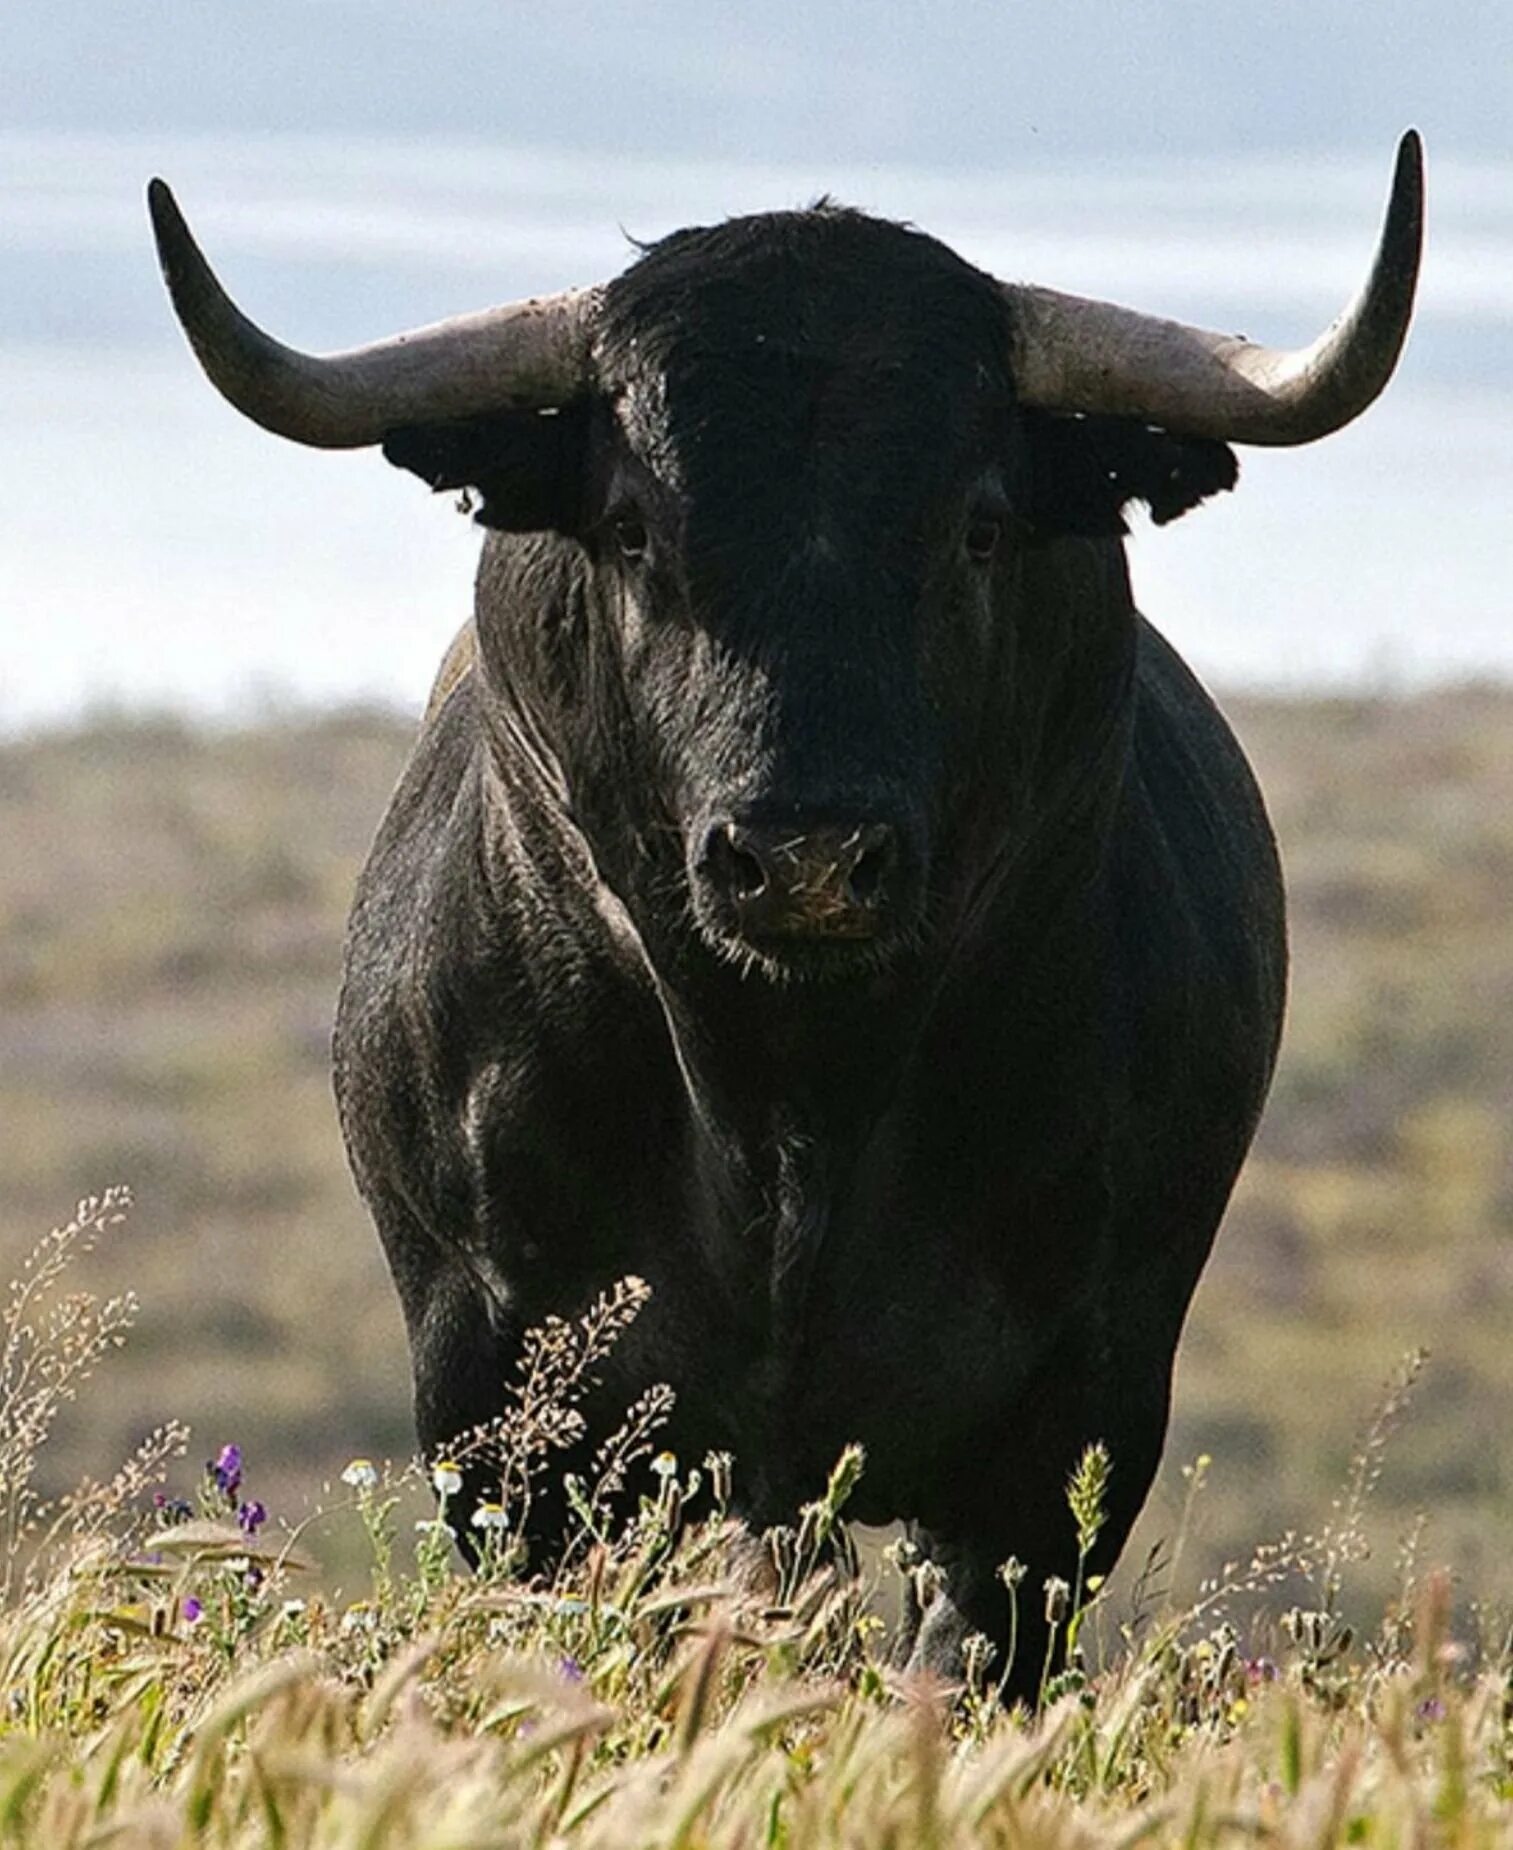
[0,684,1510,1626]
[0,1198,1506,1846]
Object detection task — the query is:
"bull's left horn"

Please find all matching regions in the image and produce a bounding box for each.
[1004,130,1424,445]
[147,179,599,448]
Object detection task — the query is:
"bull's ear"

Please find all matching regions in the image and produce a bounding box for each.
[1020,410,1238,537]
[382,402,588,533]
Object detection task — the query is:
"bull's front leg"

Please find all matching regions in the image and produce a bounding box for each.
[901,1365,1173,1704]
[403,1249,584,1567]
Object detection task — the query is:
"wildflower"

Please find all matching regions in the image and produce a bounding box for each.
[1417,1696,1447,1723]
[471,1501,508,1531]
[281,1599,306,1618]
[883,1535,920,1574]
[237,1499,267,1536]
[1245,1655,1279,1684]
[181,1596,203,1625]
[432,1459,463,1497]
[559,1655,584,1683]
[703,1450,733,1505]
[651,1451,678,1479]
[415,1518,457,1540]
[342,1458,380,1490]
[998,1555,1027,1591]
[1043,1575,1071,1624]
[911,1560,944,1610]
[153,1491,193,1524]
[962,1631,996,1690]
[207,1444,243,1500]
[341,1600,376,1634]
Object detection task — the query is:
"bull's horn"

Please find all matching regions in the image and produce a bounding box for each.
[146,178,599,449]
[1005,130,1424,445]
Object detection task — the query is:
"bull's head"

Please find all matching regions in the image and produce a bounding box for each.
[148,137,1421,983]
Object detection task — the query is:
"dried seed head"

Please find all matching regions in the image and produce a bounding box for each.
[911,1560,945,1611]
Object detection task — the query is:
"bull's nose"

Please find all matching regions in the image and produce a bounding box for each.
[699,819,903,941]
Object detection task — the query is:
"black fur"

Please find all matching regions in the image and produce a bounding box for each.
[338,203,1286,1701]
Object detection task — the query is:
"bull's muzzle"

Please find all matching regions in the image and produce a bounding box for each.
[697,818,910,945]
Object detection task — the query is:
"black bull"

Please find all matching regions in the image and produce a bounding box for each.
[148,143,1422,1691]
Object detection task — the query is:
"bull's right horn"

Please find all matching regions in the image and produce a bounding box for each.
[147,179,599,449]
[1004,130,1424,445]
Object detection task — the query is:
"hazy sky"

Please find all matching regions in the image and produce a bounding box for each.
[10,0,1510,165]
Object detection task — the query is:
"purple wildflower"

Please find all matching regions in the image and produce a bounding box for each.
[559,1656,584,1683]
[1417,1696,1447,1723]
[207,1444,243,1501]
[237,1499,268,1536]
[1245,1656,1279,1684]
[153,1491,193,1524]
[182,1596,203,1624]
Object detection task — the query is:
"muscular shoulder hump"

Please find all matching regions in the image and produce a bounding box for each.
[423,621,477,729]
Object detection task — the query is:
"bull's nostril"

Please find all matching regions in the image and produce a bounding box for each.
[705,826,767,902]
[847,843,890,904]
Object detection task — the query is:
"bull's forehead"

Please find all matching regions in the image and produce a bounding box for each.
[604,211,1009,408]
[599,207,1016,537]
[601,204,1009,352]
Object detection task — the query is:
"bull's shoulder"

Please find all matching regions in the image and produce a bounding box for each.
[1131,621,1265,825]
[343,637,483,972]
[1129,616,1276,873]
[1124,614,1288,1056]
[423,620,477,729]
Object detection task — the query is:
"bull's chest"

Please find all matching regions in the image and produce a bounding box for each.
[613,1159,1069,1525]
[455,982,1112,1524]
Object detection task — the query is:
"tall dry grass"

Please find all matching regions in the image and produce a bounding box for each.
[0,1194,1502,1847]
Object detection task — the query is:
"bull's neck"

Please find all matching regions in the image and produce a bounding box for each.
[653,954,917,1163]
[651,963,914,1353]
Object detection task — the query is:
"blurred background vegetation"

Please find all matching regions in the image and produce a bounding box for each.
[0,689,1508,1611]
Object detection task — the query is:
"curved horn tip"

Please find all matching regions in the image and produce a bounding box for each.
[145,176,179,240]
[1391,129,1425,221]
[145,177,199,283]
[1378,129,1425,304]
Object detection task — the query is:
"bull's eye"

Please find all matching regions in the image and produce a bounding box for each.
[964,515,1002,562]
[613,513,650,563]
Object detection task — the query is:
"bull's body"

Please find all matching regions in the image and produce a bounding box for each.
[335,543,1284,1679]
[149,147,1421,1689]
